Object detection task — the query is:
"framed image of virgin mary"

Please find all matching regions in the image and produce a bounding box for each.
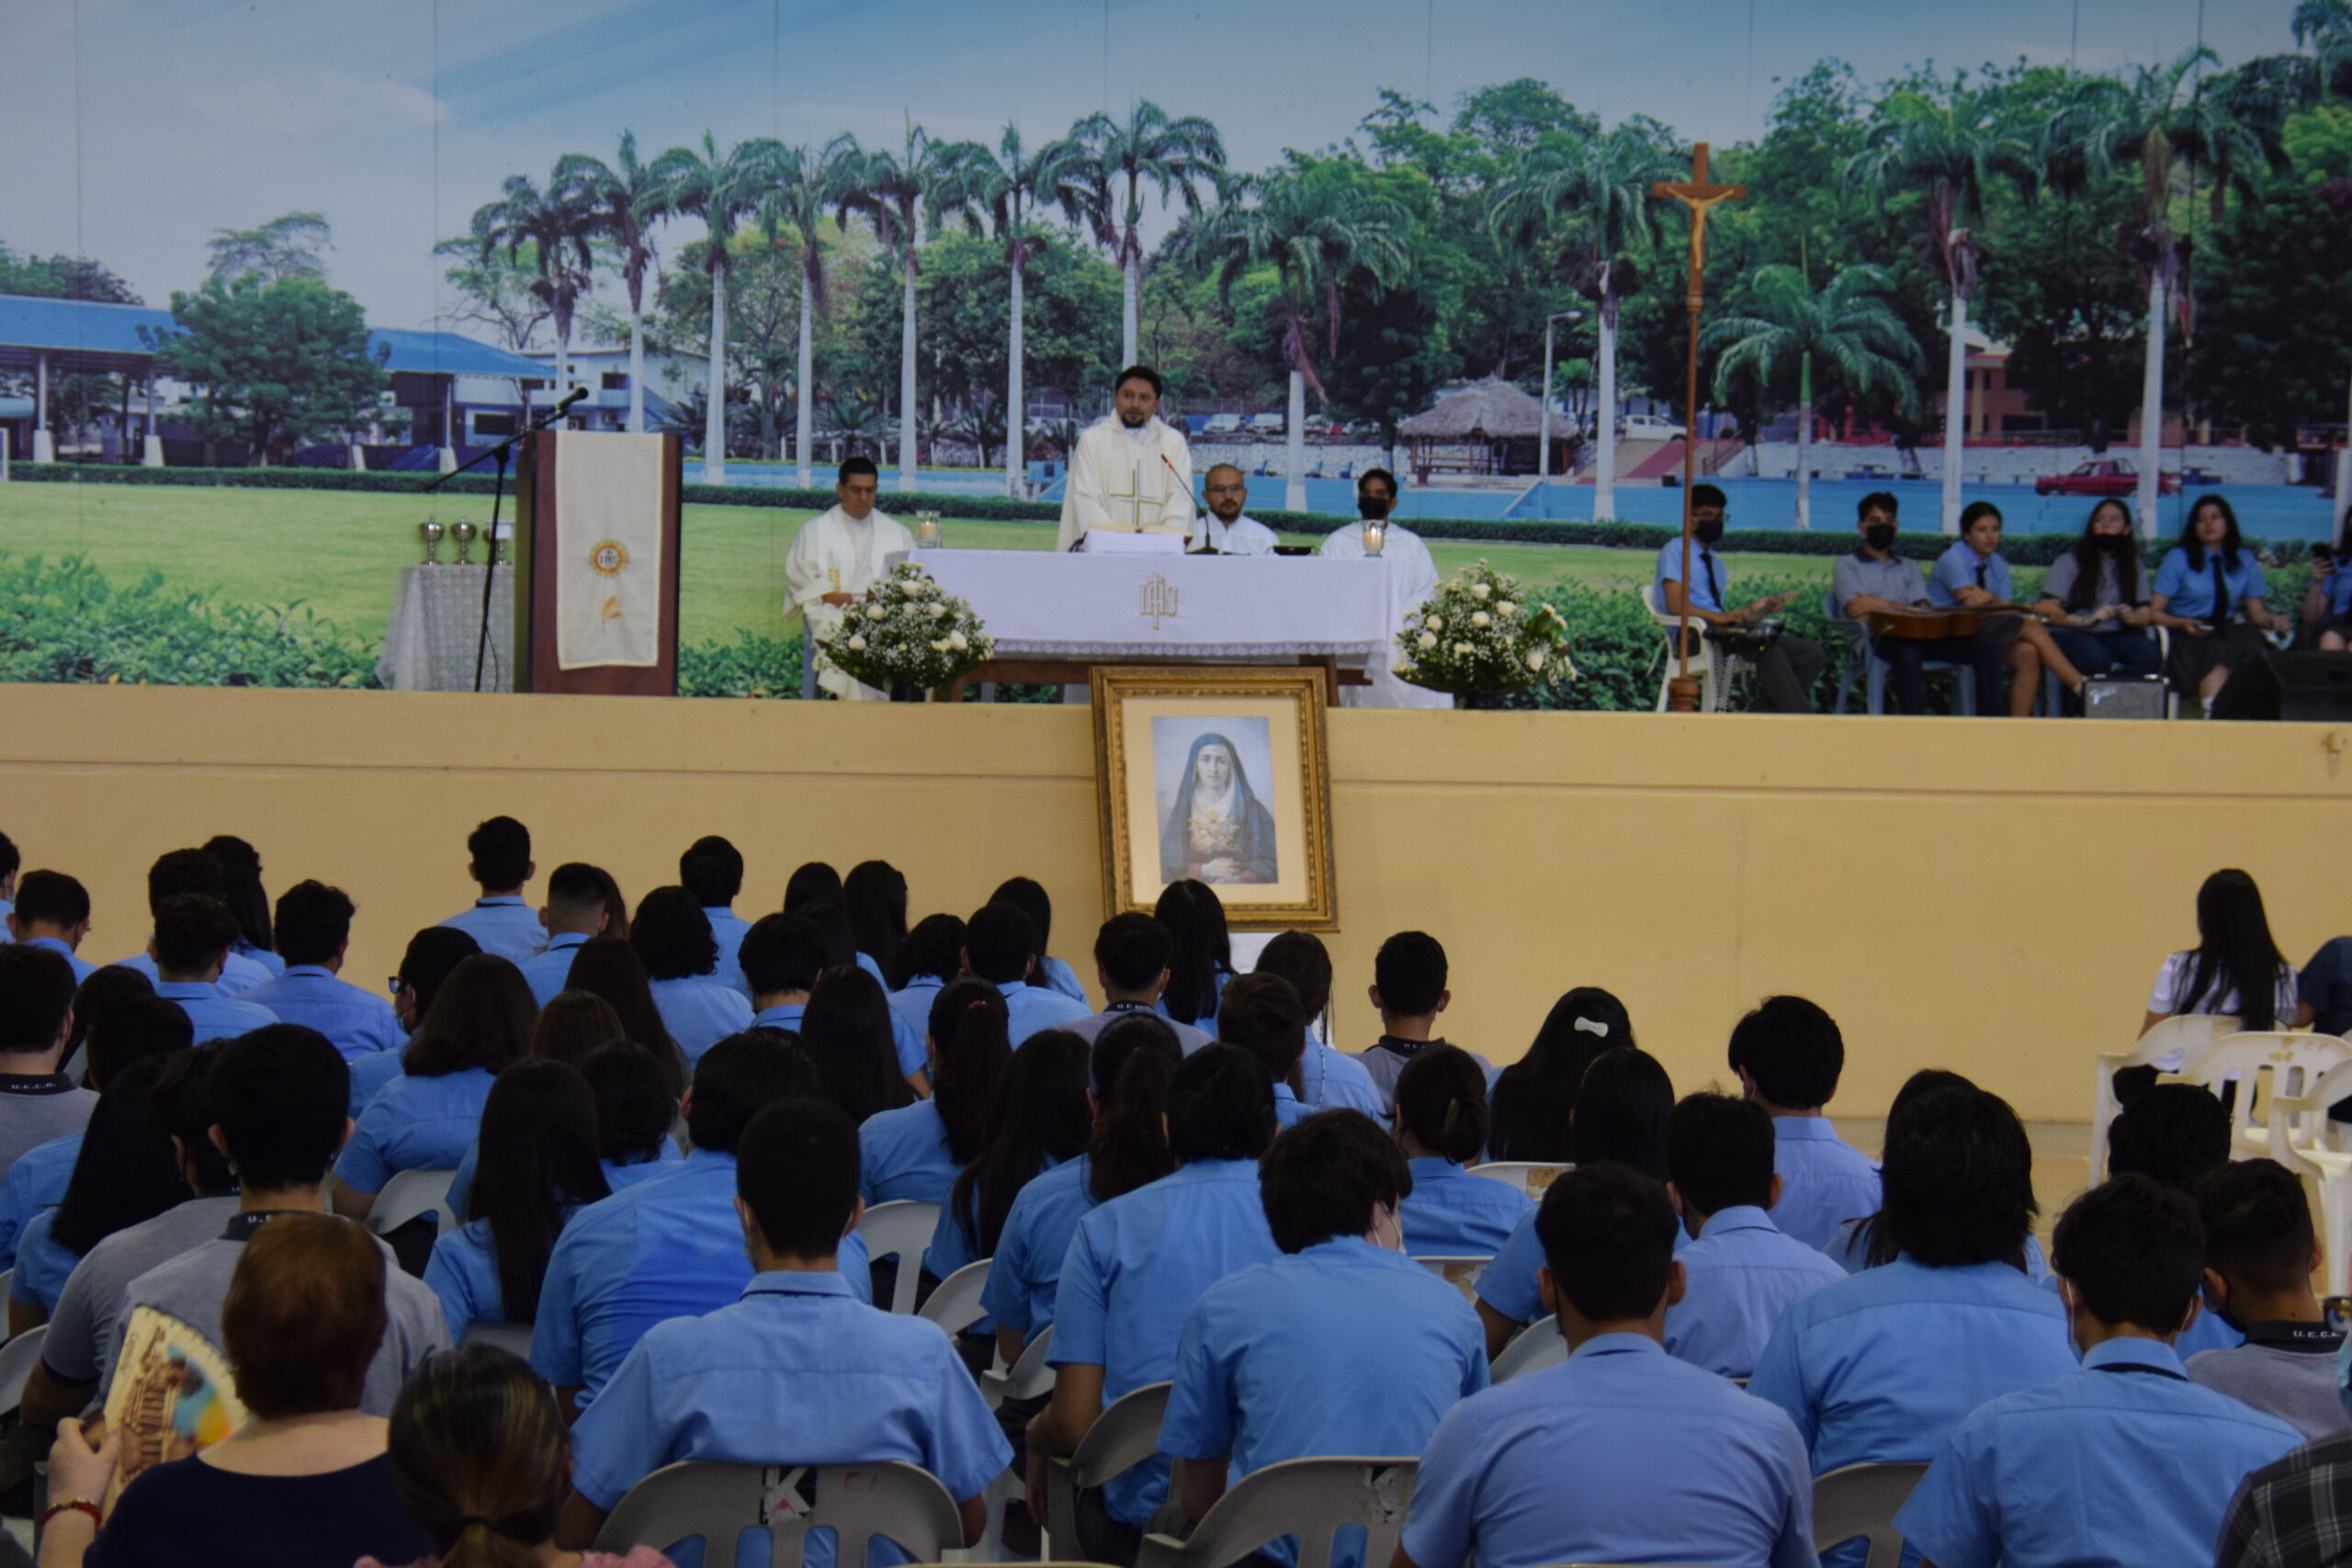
[1091,666,1336,930]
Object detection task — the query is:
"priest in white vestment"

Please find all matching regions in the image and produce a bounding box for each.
[1317,467,1453,709]
[1056,366,1195,551]
[785,456,915,700]
[1194,463,1280,555]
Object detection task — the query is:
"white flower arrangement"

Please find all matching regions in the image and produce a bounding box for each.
[819,562,995,693]
[1394,559,1575,698]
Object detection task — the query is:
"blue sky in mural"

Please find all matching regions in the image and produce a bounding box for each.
[0,0,2307,332]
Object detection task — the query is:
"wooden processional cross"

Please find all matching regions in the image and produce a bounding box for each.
[1654,143,1744,712]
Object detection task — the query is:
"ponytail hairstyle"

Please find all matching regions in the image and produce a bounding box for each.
[1488,987,1631,1162]
[887,913,966,991]
[1393,1043,1490,1166]
[385,1344,571,1568]
[1154,879,1233,1027]
[926,979,1012,1166]
[1088,1012,1182,1203]
[469,1061,610,1324]
[950,1029,1091,1255]
[2177,869,2290,1032]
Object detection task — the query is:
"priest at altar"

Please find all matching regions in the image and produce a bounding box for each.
[785,456,914,700]
[1055,365,1196,552]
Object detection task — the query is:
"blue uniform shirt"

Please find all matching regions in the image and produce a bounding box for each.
[978,1156,1095,1339]
[1402,1334,1817,1568]
[1769,1118,1882,1251]
[232,940,285,977]
[152,980,278,1045]
[425,1216,521,1336]
[859,1099,956,1205]
[750,1002,805,1034]
[1656,536,1730,614]
[21,937,94,985]
[1036,954,1089,1007]
[1476,1203,1691,1326]
[517,931,590,1008]
[1828,1218,2052,1286]
[10,1204,79,1312]
[445,1138,684,1228]
[1297,1042,1385,1115]
[1665,1206,1846,1380]
[1271,1082,1310,1130]
[440,896,548,965]
[1928,541,2013,607]
[703,906,752,998]
[2325,561,2352,621]
[347,1047,409,1118]
[1893,1336,2301,1568]
[2154,546,2270,620]
[114,947,273,997]
[924,1153,1067,1286]
[0,1132,79,1269]
[237,965,404,1061]
[1399,1158,1532,1258]
[887,976,946,1058]
[650,976,753,1067]
[333,1066,497,1195]
[1050,1157,1284,1528]
[997,981,1091,1046]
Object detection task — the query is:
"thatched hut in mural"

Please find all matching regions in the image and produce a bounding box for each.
[1398,378,1571,480]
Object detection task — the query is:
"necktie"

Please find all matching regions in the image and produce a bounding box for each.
[1702,551,1721,611]
[2209,558,2229,632]
[1974,561,1989,591]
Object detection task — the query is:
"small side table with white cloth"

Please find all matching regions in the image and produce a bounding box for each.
[376,564,516,693]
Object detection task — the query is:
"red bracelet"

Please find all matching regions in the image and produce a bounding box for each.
[40,1499,101,1530]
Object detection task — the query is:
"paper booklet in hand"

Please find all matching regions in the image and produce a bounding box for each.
[101,1306,248,1506]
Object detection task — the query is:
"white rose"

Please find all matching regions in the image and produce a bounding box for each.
[1417,631,1438,650]
[1527,649,1546,671]
[1453,642,1474,659]
[929,602,949,619]
[931,637,951,652]
[865,604,887,621]
[1471,581,1491,600]
[846,635,866,652]
[948,630,968,650]
[1498,602,1518,617]
[1471,611,1490,629]
[1426,615,1444,632]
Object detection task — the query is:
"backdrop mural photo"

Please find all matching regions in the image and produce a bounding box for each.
[1,0,2344,702]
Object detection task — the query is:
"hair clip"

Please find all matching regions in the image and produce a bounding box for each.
[1573,1017,1610,1038]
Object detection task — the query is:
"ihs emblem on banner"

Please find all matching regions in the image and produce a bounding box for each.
[1139,572,1179,630]
[590,540,628,576]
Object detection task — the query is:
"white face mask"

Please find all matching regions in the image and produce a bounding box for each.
[1369,1204,1404,1253]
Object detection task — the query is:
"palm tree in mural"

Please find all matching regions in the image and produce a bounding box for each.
[472,173,600,420]
[762,136,862,487]
[2041,49,2281,535]
[839,123,966,493]
[553,132,662,434]
[1705,264,1919,529]
[645,132,785,484]
[1061,102,1227,369]
[1488,122,1682,525]
[1846,84,2038,534]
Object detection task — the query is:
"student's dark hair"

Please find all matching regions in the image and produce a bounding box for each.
[590,866,629,942]
[1569,1047,1674,1181]
[845,861,910,966]
[1373,931,1447,1018]
[563,936,684,1096]
[1535,1161,1680,1322]
[13,870,90,931]
[543,863,609,932]
[1664,1091,1776,1219]
[153,1044,235,1195]
[1857,490,1899,521]
[1089,1014,1182,1202]
[989,877,1057,960]
[737,1098,861,1258]
[208,1025,352,1190]
[152,893,243,975]
[628,886,720,982]
[386,1344,571,1568]
[2173,869,2290,1032]
[0,832,16,881]
[1358,467,1398,500]
[270,880,355,968]
[469,1060,611,1325]
[2181,493,2246,571]
[1725,994,1845,1110]
[528,991,627,1069]
[685,1029,818,1156]
[798,898,858,969]
[1488,987,1630,1163]
[145,847,225,916]
[1166,1043,1277,1164]
[467,817,532,891]
[1093,913,1173,995]
[402,954,537,1079]
[199,835,272,953]
[679,835,745,907]
[2064,499,2142,611]
[838,455,879,482]
[783,861,843,914]
[887,913,966,990]
[963,902,1039,986]
[2109,1082,2233,1190]
[2193,1157,2314,1298]
[1154,880,1233,1026]
[1395,1043,1491,1165]
[84,992,193,1090]
[1690,482,1727,510]
[1253,931,1333,1026]
[801,965,911,1126]
[1851,1068,1978,1267]
[1115,364,1164,397]
[221,1213,386,1420]
[51,1054,189,1257]
[1261,1110,1413,1254]
[2052,1174,2206,1334]
[65,966,154,1059]
[928,979,1012,1165]
[0,943,79,1054]
[1216,973,1308,1080]
[952,1030,1091,1255]
[1959,499,2004,535]
[578,1041,676,1168]
[400,926,482,1019]
[739,912,829,998]
[1878,1083,2038,1269]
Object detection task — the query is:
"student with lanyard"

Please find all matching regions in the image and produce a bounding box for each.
[237,880,404,1064]
[859,979,1008,1204]
[1830,491,2007,716]
[514,863,615,1008]
[2304,506,2352,650]
[112,848,275,996]
[963,901,1091,1045]
[560,1098,1010,1553]
[1214,972,1316,1129]
[1893,1176,2301,1568]
[885,913,965,1061]
[0,944,100,1176]
[1927,501,2089,716]
[144,895,279,1046]
[1653,481,1822,713]
[2187,1159,2348,1440]
[679,834,752,998]
[1252,930,1384,1116]
[2033,498,2165,680]
[628,886,752,1067]
[1726,995,1881,1251]
[1065,912,1213,1055]
[1352,931,1489,1113]
[1393,1043,1532,1258]
[1486,987,1630,1163]
[2150,493,2283,715]
[437,816,548,965]
[6,871,96,983]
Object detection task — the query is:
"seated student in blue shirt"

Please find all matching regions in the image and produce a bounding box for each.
[1749,1082,2077,1567]
[1352,931,1491,1114]
[6,871,96,983]
[1401,1163,1818,1568]
[346,926,481,1118]
[1824,1069,2049,1285]
[1654,481,1822,714]
[1393,1044,1531,1258]
[1253,931,1385,1116]
[2185,1159,2348,1441]
[1163,1109,1487,1551]
[2305,507,2352,651]
[2103,1081,2245,1359]
[201,833,284,979]
[1895,1176,2303,1568]
[1065,913,1214,1056]
[802,965,921,1135]
[2150,493,2286,714]
[514,862,613,1008]
[146,894,279,1045]
[845,858,910,982]
[1157,879,1237,1039]
[1661,1091,1845,1380]
[559,1096,1012,1555]
[886,913,964,1070]
[1925,501,2088,716]
[1486,986,1631,1163]
[964,901,1092,1045]
[331,953,534,1223]
[239,880,404,1064]
[1215,972,1317,1128]
[629,886,753,1067]
[438,815,548,965]
[860,978,1010,1205]
[114,848,275,996]
[1726,996,1880,1251]
[681,834,753,998]
[8,1051,186,1332]
[925,1026,1089,1294]
[2031,498,2165,680]
[991,875,1090,1008]
[740,909,827,1037]
[1027,1045,1286,1562]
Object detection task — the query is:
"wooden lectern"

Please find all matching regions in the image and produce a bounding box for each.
[511,430,683,695]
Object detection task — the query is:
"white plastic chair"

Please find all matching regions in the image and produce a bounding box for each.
[2165,1032,2352,1168]
[2265,1051,2352,1296]
[1812,1461,1928,1568]
[1046,1382,1170,1558]
[370,1167,459,1236]
[1413,1256,1490,1303]
[1135,1457,1419,1568]
[1489,1318,1566,1382]
[1641,583,1738,714]
[918,1258,991,1337]
[594,1459,964,1568]
[1467,1162,1571,1201]
[458,1322,535,1357]
[2089,1015,2241,1183]
[858,1201,943,1316]
[979,1323,1056,1410]
[0,1324,47,1417]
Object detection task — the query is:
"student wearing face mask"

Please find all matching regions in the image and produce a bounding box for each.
[1655,483,1824,713]
[2033,498,2164,680]
[1830,491,2008,716]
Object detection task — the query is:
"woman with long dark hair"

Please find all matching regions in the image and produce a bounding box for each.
[8,1055,187,1332]
[562,936,687,1098]
[200,833,282,976]
[858,980,1011,1203]
[528,990,628,1068]
[886,912,965,1047]
[845,861,910,971]
[1486,987,1633,1163]
[929,1029,1091,1284]
[1393,1043,1529,1257]
[802,964,915,1125]
[2033,498,2163,679]
[2149,494,2283,711]
[1154,879,1234,1032]
[1157,734,1279,886]
[629,886,752,1068]
[2144,869,2299,1036]
[991,876,1088,1006]
[1254,930,1383,1114]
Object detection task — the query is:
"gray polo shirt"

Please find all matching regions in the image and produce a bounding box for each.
[0,1075,98,1179]
[1063,1005,1214,1057]
[2188,1337,2352,1443]
[1355,1037,1494,1111]
[1828,551,1929,644]
[42,1195,243,1387]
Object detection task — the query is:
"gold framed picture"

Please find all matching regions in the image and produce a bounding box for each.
[1091,665,1337,931]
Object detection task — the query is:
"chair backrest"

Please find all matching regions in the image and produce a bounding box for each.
[858,1201,943,1315]
[918,1258,991,1337]
[2268,1054,2352,1161]
[2090,1014,2240,1182]
[1489,1318,1566,1382]
[370,1167,459,1236]
[2174,1032,2352,1151]
[594,1460,962,1568]
[980,1323,1056,1410]
[1812,1461,1927,1568]
[1467,1162,1571,1201]
[1412,1256,1490,1303]
[1046,1380,1173,1552]
[458,1322,535,1358]
[1639,582,1673,626]
[0,1325,50,1419]
[1137,1458,1418,1568]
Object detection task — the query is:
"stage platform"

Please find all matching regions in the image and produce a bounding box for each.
[2,682,2346,1126]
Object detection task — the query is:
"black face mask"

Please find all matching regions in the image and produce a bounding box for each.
[1863,522,1896,551]
[1359,494,1394,522]
[2097,532,2132,554]
[1693,517,1725,545]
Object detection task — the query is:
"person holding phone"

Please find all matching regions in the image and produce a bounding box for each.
[2301,509,2352,651]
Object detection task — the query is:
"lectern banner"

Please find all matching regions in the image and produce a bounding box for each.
[554,433,667,669]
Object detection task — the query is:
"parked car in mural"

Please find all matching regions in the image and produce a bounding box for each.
[2034,458,2182,497]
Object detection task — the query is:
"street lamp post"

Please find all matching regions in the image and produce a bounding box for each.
[1539,310,1584,492]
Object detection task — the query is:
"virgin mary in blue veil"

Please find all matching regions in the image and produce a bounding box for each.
[1159,731,1280,885]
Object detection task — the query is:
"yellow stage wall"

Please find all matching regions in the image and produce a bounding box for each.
[5,683,2347,1123]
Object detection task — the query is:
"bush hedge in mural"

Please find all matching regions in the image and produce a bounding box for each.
[0,554,379,688]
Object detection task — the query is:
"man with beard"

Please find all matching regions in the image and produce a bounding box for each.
[1655,483,1821,714]
[1057,366,1195,551]
[1193,464,1278,556]
[1317,468,1450,709]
